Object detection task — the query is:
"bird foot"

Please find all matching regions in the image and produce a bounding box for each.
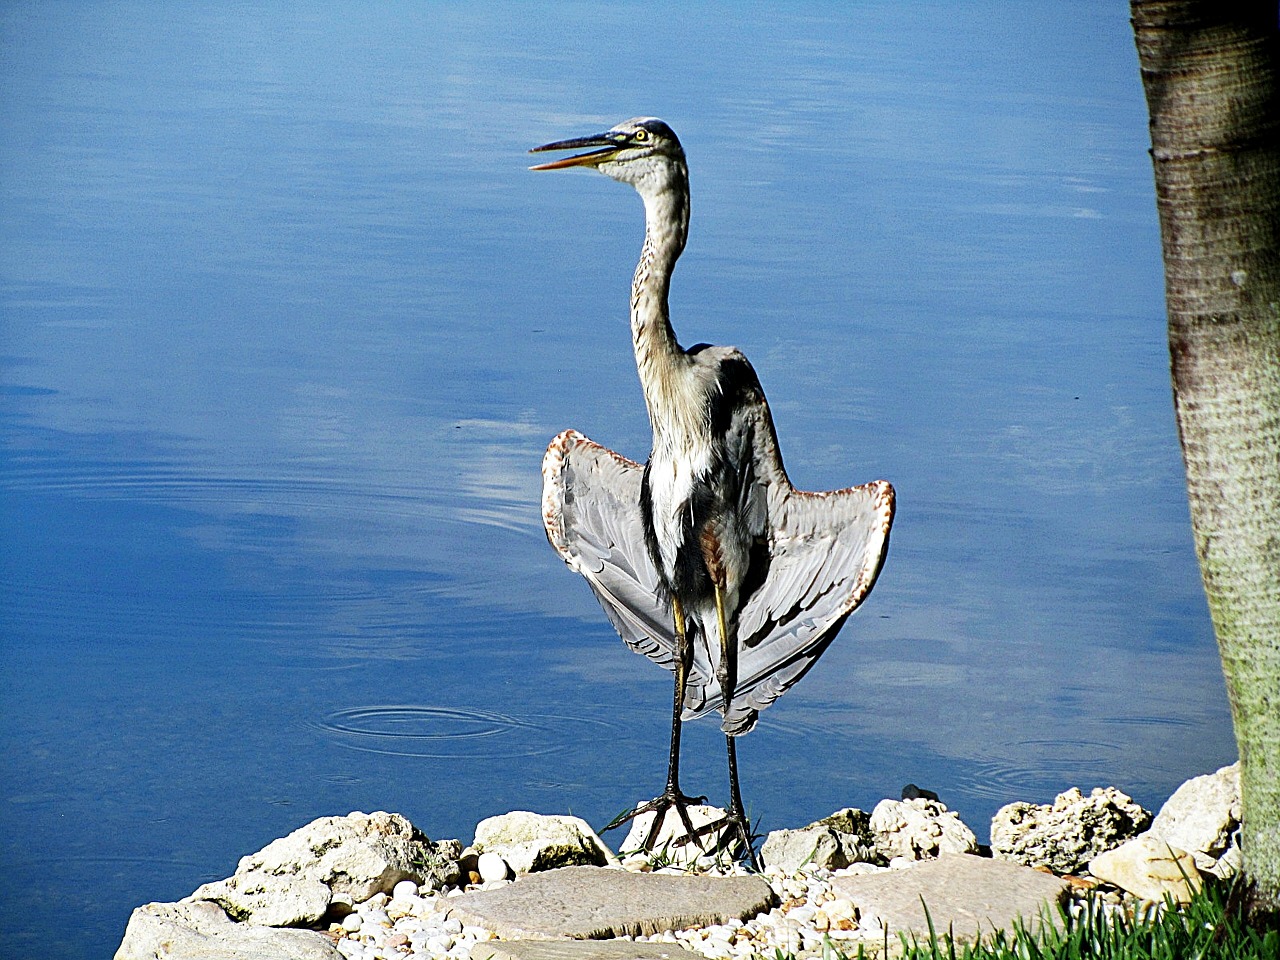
[672,806,761,871]
[603,789,708,853]
[606,793,760,869]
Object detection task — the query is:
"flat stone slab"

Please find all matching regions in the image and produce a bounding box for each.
[832,854,1068,943]
[472,940,703,960]
[449,866,776,940]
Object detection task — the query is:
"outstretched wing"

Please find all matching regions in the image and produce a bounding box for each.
[541,429,680,674]
[684,396,896,734]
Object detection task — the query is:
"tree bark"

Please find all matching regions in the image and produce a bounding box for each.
[1131,0,1280,920]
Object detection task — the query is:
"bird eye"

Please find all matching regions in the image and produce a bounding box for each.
[633,129,649,142]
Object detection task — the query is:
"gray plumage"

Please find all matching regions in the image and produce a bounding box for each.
[533,118,894,737]
[532,119,893,860]
[543,425,893,736]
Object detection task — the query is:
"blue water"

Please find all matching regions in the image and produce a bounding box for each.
[1,2,1236,957]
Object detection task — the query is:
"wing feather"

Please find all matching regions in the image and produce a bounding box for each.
[681,397,896,734]
[542,429,680,674]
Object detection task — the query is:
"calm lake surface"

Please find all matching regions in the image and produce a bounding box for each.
[1,2,1237,957]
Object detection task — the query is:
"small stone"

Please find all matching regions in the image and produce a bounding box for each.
[825,897,856,921]
[341,913,363,932]
[786,904,816,924]
[392,879,419,900]
[385,896,415,919]
[478,851,511,882]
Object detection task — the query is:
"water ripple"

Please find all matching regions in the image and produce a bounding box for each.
[957,737,1126,803]
[312,705,619,759]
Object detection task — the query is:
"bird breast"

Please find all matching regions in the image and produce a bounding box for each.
[640,354,723,576]
[647,430,715,582]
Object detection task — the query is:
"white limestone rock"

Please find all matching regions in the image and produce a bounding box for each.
[473,811,618,874]
[188,872,333,927]
[189,810,461,926]
[619,803,739,868]
[1149,762,1241,877]
[990,787,1152,874]
[870,797,978,861]
[761,807,879,873]
[114,900,342,960]
[1089,834,1202,904]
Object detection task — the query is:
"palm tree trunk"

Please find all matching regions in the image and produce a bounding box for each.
[1130,0,1280,920]
[1136,0,1274,921]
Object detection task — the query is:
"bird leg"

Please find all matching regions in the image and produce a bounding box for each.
[705,582,761,869]
[601,596,708,852]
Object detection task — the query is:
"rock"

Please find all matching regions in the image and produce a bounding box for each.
[189,811,461,925]
[188,872,333,927]
[1149,763,1241,877]
[448,865,776,939]
[619,803,738,868]
[478,851,512,882]
[901,784,940,802]
[870,797,978,861]
[472,941,705,960]
[761,807,879,873]
[1089,834,1202,904]
[392,879,420,899]
[832,853,1068,943]
[474,811,617,874]
[114,900,342,960]
[990,787,1152,874]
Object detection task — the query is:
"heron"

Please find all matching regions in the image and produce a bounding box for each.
[531,117,895,861]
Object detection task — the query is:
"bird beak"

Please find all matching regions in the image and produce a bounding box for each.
[528,133,620,171]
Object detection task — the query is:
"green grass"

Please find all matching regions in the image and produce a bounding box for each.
[793,877,1278,960]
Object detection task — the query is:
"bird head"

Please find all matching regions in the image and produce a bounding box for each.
[530,117,686,193]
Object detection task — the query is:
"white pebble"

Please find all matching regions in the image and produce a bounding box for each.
[477,852,510,882]
[786,904,817,924]
[825,897,856,921]
[393,879,419,900]
[340,913,363,932]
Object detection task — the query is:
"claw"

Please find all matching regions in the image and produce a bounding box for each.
[603,790,709,854]
[670,807,760,870]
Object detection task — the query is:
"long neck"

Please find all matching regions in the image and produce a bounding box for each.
[630,167,691,436]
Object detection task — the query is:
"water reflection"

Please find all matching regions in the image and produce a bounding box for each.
[1,2,1236,959]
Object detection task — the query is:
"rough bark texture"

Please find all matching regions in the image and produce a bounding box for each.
[1131,0,1280,920]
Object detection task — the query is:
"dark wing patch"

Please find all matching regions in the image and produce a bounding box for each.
[542,429,682,674]
[679,389,896,735]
